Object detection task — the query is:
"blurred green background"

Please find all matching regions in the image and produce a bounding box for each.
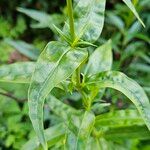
[0,0,149,149]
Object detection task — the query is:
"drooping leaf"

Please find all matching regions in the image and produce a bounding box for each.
[122,0,145,27]
[28,41,88,149]
[84,40,112,76]
[5,39,40,60]
[17,7,64,30]
[21,123,66,150]
[86,71,150,130]
[0,62,35,83]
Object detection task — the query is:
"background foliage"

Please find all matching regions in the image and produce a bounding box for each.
[0,0,149,149]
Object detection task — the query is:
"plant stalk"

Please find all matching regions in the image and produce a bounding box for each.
[66,0,75,42]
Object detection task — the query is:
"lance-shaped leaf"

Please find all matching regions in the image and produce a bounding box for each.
[21,123,66,150]
[84,40,112,76]
[17,7,64,30]
[0,62,35,83]
[95,109,144,129]
[122,0,145,27]
[86,71,150,130]
[5,39,40,60]
[28,41,88,149]
[74,0,106,43]
[103,125,150,140]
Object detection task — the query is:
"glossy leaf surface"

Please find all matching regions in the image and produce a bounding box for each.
[86,71,150,130]
[0,62,35,83]
[28,41,88,149]
[84,40,112,76]
[123,0,145,27]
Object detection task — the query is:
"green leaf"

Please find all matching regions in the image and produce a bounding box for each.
[74,0,106,43]
[17,7,63,30]
[122,0,145,27]
[86,71,150,130]
[103,125,150,140]
[84,40,112,76]
[5,39,40,60]
[64,0,106,44]
[95,109,144,129]
[66,111,95,150]
[0,62,35,83]
[28,41,88,149]
[46,95,80,121]
[21,124,66,150]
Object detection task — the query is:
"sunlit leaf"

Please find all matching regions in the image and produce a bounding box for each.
[28,41,88,149]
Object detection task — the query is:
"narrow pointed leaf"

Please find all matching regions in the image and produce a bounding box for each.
[0,62,35,83]
[17,7,63,29]
[86,71,150,130]
[104,125,150,140]
[122,0,145,27]
[28,41,88,148]
[95,109,144,129]
[84,40,112,76]
[5,39,40,60]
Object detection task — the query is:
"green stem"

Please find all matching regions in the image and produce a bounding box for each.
[66,0,75,41]
[76,66,81,87]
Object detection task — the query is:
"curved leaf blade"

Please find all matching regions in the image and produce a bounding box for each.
[122,0,145,27]
[0,62,35,83]
[86,71,150,130]
[28,41,88,149]
[84,40,112,76]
